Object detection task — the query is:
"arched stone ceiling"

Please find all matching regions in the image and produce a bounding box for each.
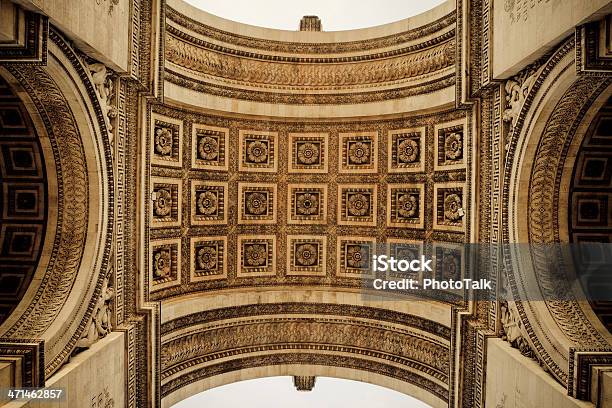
[0,76,47,324]
[151,1,467,406]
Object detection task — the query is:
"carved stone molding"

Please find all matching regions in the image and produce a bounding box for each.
[166,6,456,55]
[165,34,455,89]
[576,16,612,75]
[0,339,44,387]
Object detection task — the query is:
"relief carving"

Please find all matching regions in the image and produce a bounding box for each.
[76,264,114,349]
[502,66,539,132]
[499,301,537,360]
[165,35,455,89]
[88,62,118,151]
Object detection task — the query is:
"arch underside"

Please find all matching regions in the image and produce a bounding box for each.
[160,297,452,408]
[0,29,114,379]
[150,1,466,406]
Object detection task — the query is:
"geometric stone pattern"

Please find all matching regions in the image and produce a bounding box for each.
[147,106,469,298]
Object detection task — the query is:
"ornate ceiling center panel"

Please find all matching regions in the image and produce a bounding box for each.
[145,105,470,301]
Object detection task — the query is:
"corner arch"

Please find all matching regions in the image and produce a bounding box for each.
[0,28,114,378]
[503,36,612,387]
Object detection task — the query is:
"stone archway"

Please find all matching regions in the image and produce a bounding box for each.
[502,36,612,392]
[0,29,114,381]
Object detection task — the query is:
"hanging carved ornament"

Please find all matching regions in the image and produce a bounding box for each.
[75,267,114,349]
[500,301,538,360]
[502,65,541,131]
[87,62,117,149]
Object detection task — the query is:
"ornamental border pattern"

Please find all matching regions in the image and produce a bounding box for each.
[165,24,456,64]
[164,69,456,105]
[161,302,452,339]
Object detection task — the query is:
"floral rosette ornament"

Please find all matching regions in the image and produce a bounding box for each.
[295,243,318,266]
[197,191,218,216]
[444,132,462,160]
[154,127,173,156]
[444,193,462,221]
[246,192,267,215]
[296,193,319,215]
[297,142,320,165]
[398,193,418,218]
[348,141,371,164]
[153,249,171,279]
[398,139,419,163]
[197,246,218,270]
[347,245,367,269]
[154,189,172,217]
[245,244,267,267]
[247,140,268,163]
[198,136,219,161]
[348,193,370,216]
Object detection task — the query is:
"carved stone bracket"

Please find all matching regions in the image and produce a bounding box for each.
[293,376,316,391]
